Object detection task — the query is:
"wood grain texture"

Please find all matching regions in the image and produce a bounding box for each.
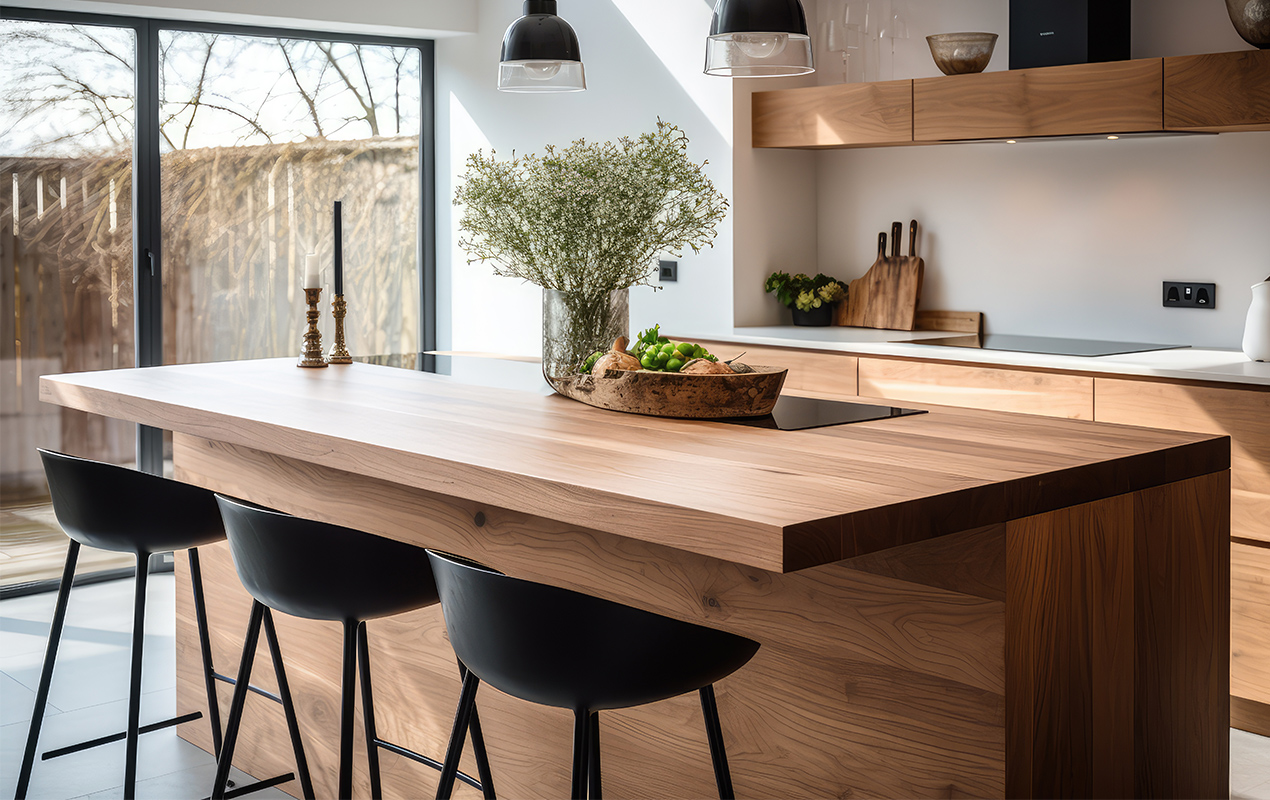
[174,436,1009,800]
[1093,377,1270,531]
[1232,696,1270,739]
[752,79,913,149]
[1093,378,1269,731]
[1131,473,1230,799]
[1164,49,1270,132]
[1232,542,1270,716]
[686,340,858,398]
[915,310,983,334]
[914,59,1163,141]
[1005,473,1230,799]
[858,357,1095,419]
[174,438,1229,800]
[42,360,1225,573]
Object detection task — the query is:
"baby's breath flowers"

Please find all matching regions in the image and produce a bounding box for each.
[454,120,728,295]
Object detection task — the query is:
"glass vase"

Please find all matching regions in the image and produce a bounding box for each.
[542,288,629,386]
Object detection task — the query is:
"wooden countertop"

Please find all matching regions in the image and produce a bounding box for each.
[41,358,1229,572]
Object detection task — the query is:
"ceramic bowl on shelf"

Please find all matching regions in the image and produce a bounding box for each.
[926,32,998,75]
[1225,0,1270,48]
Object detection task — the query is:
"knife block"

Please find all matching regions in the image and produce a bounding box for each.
[836,221,925,331]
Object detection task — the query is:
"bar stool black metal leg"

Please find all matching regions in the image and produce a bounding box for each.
[189,548,223,757]
[457,659,496,800]
[699,685,734,800]
[338,621,357,800]
[123,552,151,800]
[212,601,265,800]
[355,622,382,800]
[435,671,480,800]
[587,712,601,800]
[262,608,315,800]
[15,540,80,800]
[570,708,590,800]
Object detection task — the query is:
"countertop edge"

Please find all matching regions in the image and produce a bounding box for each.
[676,328,1270,388]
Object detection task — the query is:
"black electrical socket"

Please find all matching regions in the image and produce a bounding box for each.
[1162,281,1216,309]
[659,260,677,282]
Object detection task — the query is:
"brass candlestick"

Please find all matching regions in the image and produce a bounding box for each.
[327,294,352,364]
[298,287,328,368]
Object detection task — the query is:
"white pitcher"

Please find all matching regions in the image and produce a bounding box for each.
[1244,277,1270,362]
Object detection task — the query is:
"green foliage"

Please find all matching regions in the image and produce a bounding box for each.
[454,120,729,294]
[765,272,847,312]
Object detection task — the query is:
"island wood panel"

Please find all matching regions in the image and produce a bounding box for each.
[689,339,858,398]
[1005,472,1230,799]
[1164,49,1270,132]
[913,59,1163,141]
[751,79,913,148]
[173,435,1009,800]
[857,357,1095,419]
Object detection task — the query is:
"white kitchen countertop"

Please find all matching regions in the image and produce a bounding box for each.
[674,326,1270,388]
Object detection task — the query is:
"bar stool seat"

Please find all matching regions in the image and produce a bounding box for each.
[213,496,495,800]
[426,549,760,800]
[17,450,309,800]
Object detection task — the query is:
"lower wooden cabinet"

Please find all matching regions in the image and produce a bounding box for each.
[1233,543,1270,728]
[858,357,1094,419]
[1093,378,1270,543]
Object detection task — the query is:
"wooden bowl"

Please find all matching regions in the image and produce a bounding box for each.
[548,366,788,418]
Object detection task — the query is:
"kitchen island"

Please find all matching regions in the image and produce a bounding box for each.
[40,357,1231,799]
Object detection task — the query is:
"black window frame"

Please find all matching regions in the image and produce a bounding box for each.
[2,6,437,475]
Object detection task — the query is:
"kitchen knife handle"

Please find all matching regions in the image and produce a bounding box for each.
[891,222,902,257]
[908,220,917,257]
[878,231,887,258]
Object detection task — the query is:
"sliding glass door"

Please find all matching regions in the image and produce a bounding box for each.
[0,9,433,591]
[1,19,140,587]
[159,31,424,366]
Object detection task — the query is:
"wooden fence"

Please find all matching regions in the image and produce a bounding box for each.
[2,137,420,498]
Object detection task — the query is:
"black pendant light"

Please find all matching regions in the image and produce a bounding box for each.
[498,0,586,92]
[704,0,814,77]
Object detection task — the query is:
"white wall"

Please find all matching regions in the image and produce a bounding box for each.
[8,0,477,38]
[734,0,1270,347]
[437,0,735,356]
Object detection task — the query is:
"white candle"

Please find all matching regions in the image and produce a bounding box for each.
[303,254,320,290]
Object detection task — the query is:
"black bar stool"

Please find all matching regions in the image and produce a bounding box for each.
[426,550,761,800]
[212,496,496,800]
[17,449,311,800]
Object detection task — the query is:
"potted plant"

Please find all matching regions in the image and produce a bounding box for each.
[453,120,728,382]
[764,272,847,326]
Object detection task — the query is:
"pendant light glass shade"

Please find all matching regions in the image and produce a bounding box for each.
[704,0,814,77]
[499,0,586,92]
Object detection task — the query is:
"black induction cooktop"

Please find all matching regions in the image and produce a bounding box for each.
[720,395,926,431]
[900,334,1189,357]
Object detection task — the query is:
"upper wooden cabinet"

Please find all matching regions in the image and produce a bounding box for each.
[1165,49,1270,132]
[752,50,1270,149]
[912,59,1162,141]
[751,79,912,149]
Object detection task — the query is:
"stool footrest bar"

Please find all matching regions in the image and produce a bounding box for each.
[41,711,203,760]
[200,772,296,800]
[375,738,483,792]
[212,672,283,705]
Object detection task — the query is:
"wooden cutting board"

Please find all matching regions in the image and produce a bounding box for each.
[836,220,925,330]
